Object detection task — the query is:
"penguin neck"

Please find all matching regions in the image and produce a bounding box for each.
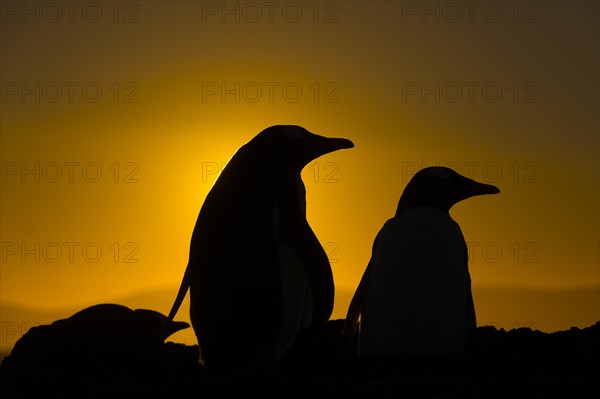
[275,173,306,216]
[396,204,451,218]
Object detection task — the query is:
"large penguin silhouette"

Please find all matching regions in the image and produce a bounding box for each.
[342,166,499,359]
[167,125,353,376]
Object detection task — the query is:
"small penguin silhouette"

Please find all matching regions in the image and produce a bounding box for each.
[166,125,353,377]
[342,166,499,359]
[2,303,189,372]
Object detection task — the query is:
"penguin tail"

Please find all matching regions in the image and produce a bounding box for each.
[161,264,191,338]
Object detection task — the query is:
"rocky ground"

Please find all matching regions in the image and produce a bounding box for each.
[1,319,598,398]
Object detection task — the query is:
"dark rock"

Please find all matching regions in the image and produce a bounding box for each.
[1,315,599,398]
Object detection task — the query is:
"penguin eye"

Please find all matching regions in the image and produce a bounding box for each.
[427,167,452,187]
[283,126,307,141]
[429,167,450,180]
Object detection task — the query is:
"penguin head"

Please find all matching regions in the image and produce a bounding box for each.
[395,166,500,216]
[133,309,190,342]
[245,125,354,174]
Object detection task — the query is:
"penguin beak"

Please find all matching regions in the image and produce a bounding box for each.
[476,183,501,195]
[458,174,500,199]
[160,320,190,341]
[311,136,354,159]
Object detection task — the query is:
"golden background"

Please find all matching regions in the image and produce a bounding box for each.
[1,1,598,355]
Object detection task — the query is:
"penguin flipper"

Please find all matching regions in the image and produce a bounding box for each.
[465,247,477,349]
[339,234,381,361]
[278,186,334,326]
[466,282,476,347]
[339,262,369,361]
[300,223,335,325]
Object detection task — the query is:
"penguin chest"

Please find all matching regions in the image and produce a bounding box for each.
[361,207,469,357]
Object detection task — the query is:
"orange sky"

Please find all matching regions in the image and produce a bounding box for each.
[1,1,598,353]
